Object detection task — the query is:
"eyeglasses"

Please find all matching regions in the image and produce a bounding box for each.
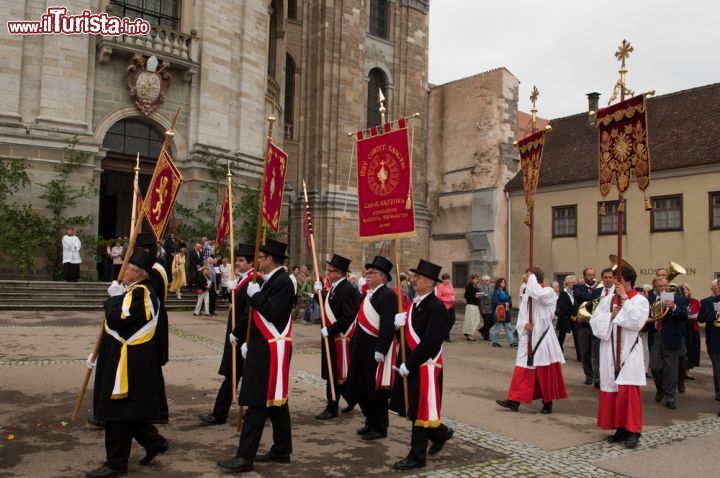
[257,254,268,260]
[327,268,340,274]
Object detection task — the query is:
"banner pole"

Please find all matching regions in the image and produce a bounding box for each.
[227,160,237,404]
[392,240,409,416]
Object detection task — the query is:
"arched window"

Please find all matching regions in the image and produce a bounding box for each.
[268,0,278,78]
[287,0,297,19]
[284,55,296,138]
[367,68,388,128]
[369,0,389,38]
[110,0,180,30]
[103,118,165,159]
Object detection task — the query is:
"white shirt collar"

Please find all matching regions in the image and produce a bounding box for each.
[413,291,432,304]
[263,266,283,282]
[331,277,346,289]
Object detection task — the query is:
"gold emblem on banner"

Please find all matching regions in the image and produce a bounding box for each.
[367,155,400,197]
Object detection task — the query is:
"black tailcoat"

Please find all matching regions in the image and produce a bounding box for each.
[239,267,295,407]
[320,278,361,381]
[149,262,169,365]
[94,280,161,421]
[390,293,447,421]
[555,289,575,334]
[345,284,397,400]
[698,295,720,354]
[218,271,263,377]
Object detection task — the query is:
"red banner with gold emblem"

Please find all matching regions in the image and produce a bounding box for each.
[517,129,547,226]
[142,149,183,242]
[594,94,651,200]
[261,141,288,234]
[215,188,230,253]
[356,119,415,241]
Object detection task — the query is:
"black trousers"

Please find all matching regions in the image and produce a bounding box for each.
[324,380,356,413]
[575,325,594,380]
[236,404,292,460]
[651,335,684,402]
[209,288,217,314]
[213,373,241,421]
[104,420,165,470]
[158,367,169,420]
[357,396,389,433]
[479,313,495,338]
[409,423,451,462]
[445,307,456,339]
[570,322,581,362]
[708,350,720,400]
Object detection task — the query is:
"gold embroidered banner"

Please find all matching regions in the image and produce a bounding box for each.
[517,129,547,226]
[143,150,183,242]
[594,94,650,201]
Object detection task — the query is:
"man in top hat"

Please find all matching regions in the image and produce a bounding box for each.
[590,265,649,449]
[390,260,454,470]
[134,232,170,423]
[199,244,263,426]
[313,254,361,420]
[218,239,295,473]
[496,268,567,414]
[345,255,398,441]
[85,249,169,478]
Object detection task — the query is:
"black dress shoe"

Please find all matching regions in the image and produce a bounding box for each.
[665,401,677,410]
[140,440,169,465]
[393,456,426,470]
[87,417,105,429]
[199,414,226,425]
[492,343,502,347]
[541,401,553,414]
[217,457,254,472]
[361,430,387,440]
[356,424,371,435]
[314,409,338,420]
[496,399,519,411]
[607,428,627,443]
[584,378,594,385]
[428,428,454,455]
[150,417,169,425]
[85,465,126,478]
[625,433,640,449]
[341,403,356,413]
[255,451,291,463]
[655,391,663,402]
[678,383,685,393]
[594,382,600,389]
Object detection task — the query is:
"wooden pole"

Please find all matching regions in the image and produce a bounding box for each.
[227,160,237,403]
[392,241,409,416]
[527,206,534,362]
[302,181,337,402]
[130,153,140,238]
[238,113,276,432]
[71,108,180,421]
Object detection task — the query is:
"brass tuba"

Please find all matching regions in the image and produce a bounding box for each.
[665,261,686,294]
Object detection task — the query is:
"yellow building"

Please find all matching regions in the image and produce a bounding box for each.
[506,84,720,303]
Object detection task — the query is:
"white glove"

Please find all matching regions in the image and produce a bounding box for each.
[229,333,238,346]
[107,280,125,297]
[246,282,260,298]
[394,363,410,377]
[321,327,328,338]
[394,311,407,329]
[314,281,323,293]
[241,343,248,359]
[374,351,384,363]
[227,279,238,291]
[86,353,96,369]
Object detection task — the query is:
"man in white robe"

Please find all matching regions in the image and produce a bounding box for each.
[590,265,648,449]
[496,268,567,414]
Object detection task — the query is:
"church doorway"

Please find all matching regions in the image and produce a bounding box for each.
[99,118,167,240]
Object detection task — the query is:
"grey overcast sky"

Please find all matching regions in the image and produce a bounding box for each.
[428,0,720,119]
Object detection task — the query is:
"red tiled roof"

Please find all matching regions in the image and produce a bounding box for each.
[506,83,720,191]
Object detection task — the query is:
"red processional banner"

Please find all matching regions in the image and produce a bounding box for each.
[356,119,415,241]
[594,94,650,200]
[517,129,547,226]
[142,149,183,242]
[261,141,288,234]
[215,189,230,253]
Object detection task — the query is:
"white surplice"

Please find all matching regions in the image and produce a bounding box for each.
[515,274,565,369]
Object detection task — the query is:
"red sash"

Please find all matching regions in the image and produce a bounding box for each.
[357,295,396,390]
[252,309,292,406]
[406,302,443,428]
[234,270,262,293]
[324,291,356,384]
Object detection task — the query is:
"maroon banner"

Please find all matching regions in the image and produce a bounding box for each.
[142,149,183,242]
[215,189,230,253]
[261,141,288,234]
[356,122,415,241]
[517,129,547,226]
[302,198,313,252]
[594,94,650,199]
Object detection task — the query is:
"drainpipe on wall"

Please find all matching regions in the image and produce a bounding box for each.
[506,189,511,295]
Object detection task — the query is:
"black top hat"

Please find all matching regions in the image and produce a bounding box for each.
[128,248,155,275]
[365,255,394,282]
[259,238,288,260]
[235,243,256,260]
[326,254,351,273]
[410,259,442,283]
[135,232,158,248]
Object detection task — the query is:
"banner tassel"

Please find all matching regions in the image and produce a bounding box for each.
[643,194,652,211]
[599,202,606,217]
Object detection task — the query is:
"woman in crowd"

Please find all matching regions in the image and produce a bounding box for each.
[462,274,482,341]
[169,248,187,299]
[437,273,457,342]
[301,271,315,325]
[491,277,515,347]
[110,241,123,280]
[193,265,211,316]
[219,257,231,300]
[683,283,701,380]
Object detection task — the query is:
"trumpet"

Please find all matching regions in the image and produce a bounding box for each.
[648,297,668,322]
[577,297,601,323]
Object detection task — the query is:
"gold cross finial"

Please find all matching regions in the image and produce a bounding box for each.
[614,39,634,68]
[530,86,539,107]
[530,86,539,133]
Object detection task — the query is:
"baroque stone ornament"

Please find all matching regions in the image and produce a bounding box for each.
[127,55,171,115]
